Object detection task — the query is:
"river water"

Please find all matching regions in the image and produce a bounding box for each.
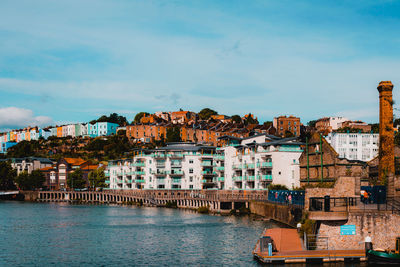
[0,202,366,266]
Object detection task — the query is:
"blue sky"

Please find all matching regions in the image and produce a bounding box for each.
[1,0,400,130]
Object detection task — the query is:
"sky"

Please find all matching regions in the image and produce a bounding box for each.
[1,0,400,131]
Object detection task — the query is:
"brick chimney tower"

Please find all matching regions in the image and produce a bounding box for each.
[377,81,395,188]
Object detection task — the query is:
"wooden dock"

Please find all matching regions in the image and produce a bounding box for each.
[253,228,366,264]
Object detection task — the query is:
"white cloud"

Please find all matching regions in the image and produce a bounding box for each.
[0,107,53,130]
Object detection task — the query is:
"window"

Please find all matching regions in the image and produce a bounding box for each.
[189,168,193,174]
[189,176,193,182]
[189,160,193,164]
[189,185,193,189]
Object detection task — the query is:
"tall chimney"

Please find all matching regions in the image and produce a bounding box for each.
[377,81,395,186]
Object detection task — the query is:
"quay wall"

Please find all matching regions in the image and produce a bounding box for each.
[249,201,303,227]
[318,211,400,250]
[21,191,39,201]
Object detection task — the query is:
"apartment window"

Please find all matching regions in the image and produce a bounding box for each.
[189,185,193,189]
[189,168,193,174]
[189,160,193,164]
[189,176,193,182]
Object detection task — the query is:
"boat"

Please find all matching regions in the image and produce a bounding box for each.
[367,237,400,264]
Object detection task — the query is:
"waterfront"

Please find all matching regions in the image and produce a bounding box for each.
[0,202,368,266]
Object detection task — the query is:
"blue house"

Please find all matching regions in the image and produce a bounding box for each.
[87,122,119,138]
[0,141,17,154]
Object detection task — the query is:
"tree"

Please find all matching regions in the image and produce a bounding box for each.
[370,123,379,133]
[308,120,318,128]
[6,140,40,158]
[395,132,400,146]
[0,161,17,190]
[93,113,128,126]
[231,115,242,123]
[134,112,150,123]
[67,168,86,189]
[166,127,181,143]
[268,184,289,190]
[15,170,44,190]
[88,168,106,190]
[284,130,295,138]
[198,108,217,120]
[243,113,258,125]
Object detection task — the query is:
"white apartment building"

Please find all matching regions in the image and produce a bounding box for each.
[106,143,216,190]
[325,132,379,161]
[9,157,54,175]
[216,135,303,190]
[106,135,304,190]
[329,117,349,130]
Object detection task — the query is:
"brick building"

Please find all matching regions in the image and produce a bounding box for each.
[273,115,301,137]
[299,132,368,186]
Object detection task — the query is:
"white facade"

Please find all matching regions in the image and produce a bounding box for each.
[325,132,379,161]
[216,135,302,190]
[106,143,215,190]
[329,117,349,130]
[67,124,76,137]
[62,125,68,137]
[106,136,303,190]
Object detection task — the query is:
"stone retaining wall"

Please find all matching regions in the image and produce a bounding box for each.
[249,201,303,227]
[318,211,400,250]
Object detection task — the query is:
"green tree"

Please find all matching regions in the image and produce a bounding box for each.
[93,113,128,126]
[284,130,295,138]
[308,120,318,128]
[134,112,150,123]
[67,168,86,189]
[243,113,258,125]
[15,170,44,190]
[198,108,218,120]
[166,127,181,143]
[88,168,106,190]
[6,140,40,158]
[0,161,17,190]
[231,115,242,123]
[370,123,379,133]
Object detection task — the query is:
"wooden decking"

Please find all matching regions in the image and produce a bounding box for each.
[253,228,366,264]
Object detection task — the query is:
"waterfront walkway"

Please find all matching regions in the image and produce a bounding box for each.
[36,189,278,212]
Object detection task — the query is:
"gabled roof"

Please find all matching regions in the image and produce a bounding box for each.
[64,158,87,166]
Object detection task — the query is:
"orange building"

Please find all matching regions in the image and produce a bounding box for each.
[273,115,301,137]
[126,124,168,142]
[57,126,63,137]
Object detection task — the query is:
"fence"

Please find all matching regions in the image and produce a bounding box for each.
[267,190,305,207]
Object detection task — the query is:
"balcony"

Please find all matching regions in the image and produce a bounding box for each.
[172,178,181,184]
[126,179,132,183]
[135,179,145,183]
[232,164,243,170]
[170,161,182,168]
[168,153,183,158]
[258,174,272,181]
[134,171,145,175]
[215,177,224,182]
[202,179,215,184]
[133,162,145,167]
[257,162,273,168]
[214,155,225,160]
[245,176,256,181]
[202,171,216,176]
[169,170,184,176]
[152,169,168,175]
[116,179,123,183]
[278,146,303,152]
[233,176,243,181]
[201,153,214,157]
[105,180,110,184]
[244,163,255,169]
[215,166,225,171]
[201,161,213,167]
[105,172,110,177]
[152,153,166,158]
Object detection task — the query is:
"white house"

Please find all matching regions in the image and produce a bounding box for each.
[325,132,379,161]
